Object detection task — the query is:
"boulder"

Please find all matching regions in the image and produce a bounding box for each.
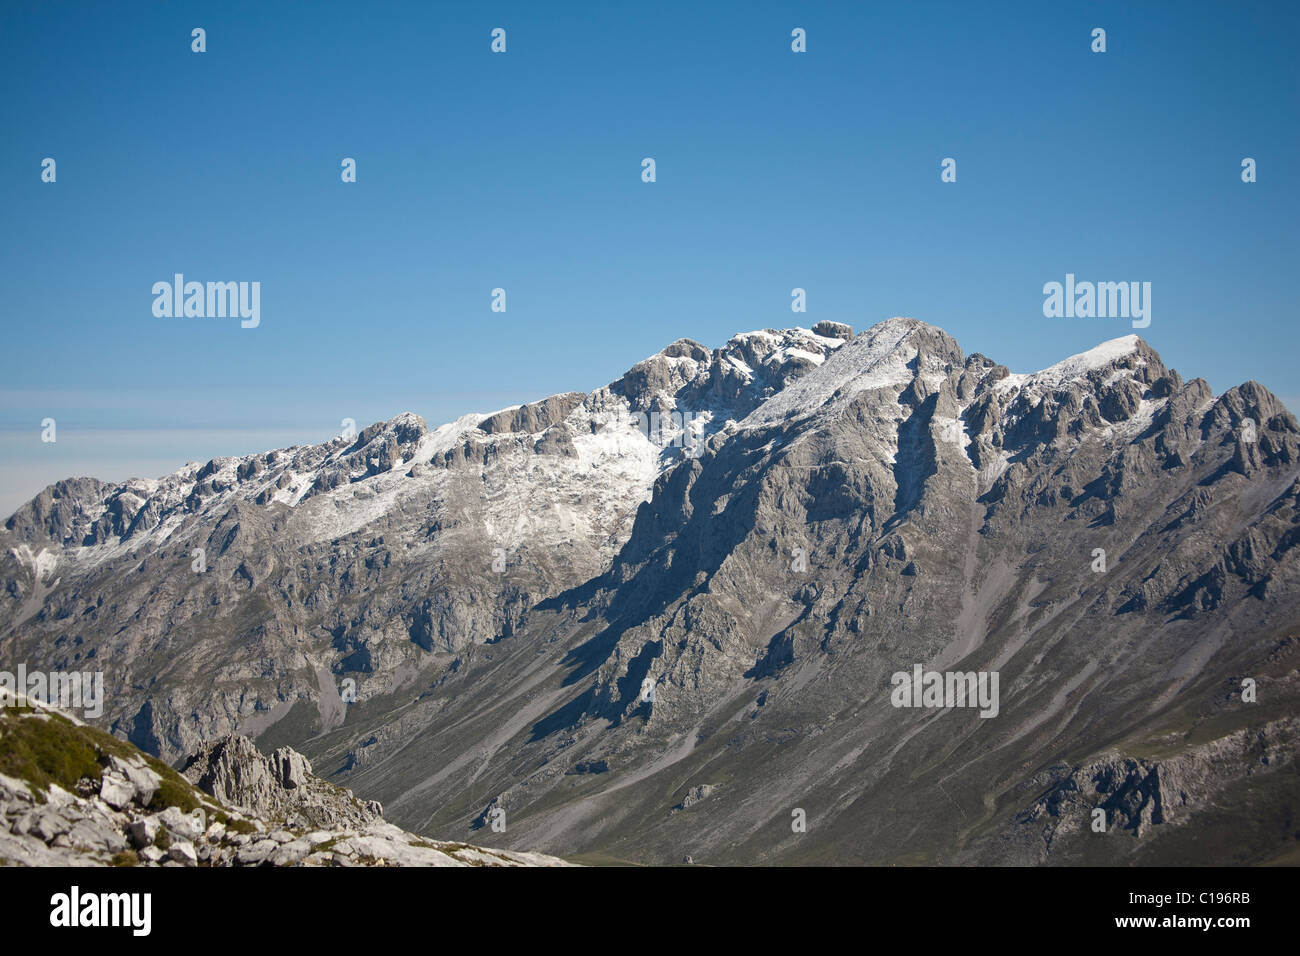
[107,755,161,807]
[98,772,133,810]
[168,841,198,866]
[235,839,277,866]
[139,846,166,864]
[127,817,160,849]
[156,806,204,842]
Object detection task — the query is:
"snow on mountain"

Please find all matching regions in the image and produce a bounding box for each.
[996,334,1144,395]
[740,318,920,429]
[3,325,852,571]
[3,323,1175,571]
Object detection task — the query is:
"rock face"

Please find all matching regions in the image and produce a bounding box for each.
[3,317,1300,865]
[984,715,1300,865]
[182,735,381,830]
[0,693,569,867]
[672,784,717,813]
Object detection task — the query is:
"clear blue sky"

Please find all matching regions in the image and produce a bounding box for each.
[2,0,1297,517]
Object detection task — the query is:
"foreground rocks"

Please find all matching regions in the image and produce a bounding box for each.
[0,693,570,867]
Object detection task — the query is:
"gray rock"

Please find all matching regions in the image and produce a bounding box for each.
[98,772,133,810]
[270,749,311,790]
[107,755,161,807]
[672,784,717,812]
[269,839,312,866]
[127,816,160,849]
[140,846,166,864]
[811,320,854,340]
[182,736,382,831]
[66,818,127,853]
[0,697,567,868]
[21,809,68,842]
[156,806,204,843]
[235,839,277,866]
[168,841,198,866]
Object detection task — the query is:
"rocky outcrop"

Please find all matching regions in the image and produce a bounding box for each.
[182,735,381,830]
[478,392,587,435]
[671,784,717,813]
[977,717,1300,864]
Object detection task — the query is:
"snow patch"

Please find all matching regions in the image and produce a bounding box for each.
[10,545,58,583]
[741,320,918,429]
[1017,335,1142,391]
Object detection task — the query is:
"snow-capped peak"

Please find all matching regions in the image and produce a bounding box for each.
[997,335,1145,394]
[739,318,921,428]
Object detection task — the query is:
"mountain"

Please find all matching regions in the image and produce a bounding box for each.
[3,317,1298,865]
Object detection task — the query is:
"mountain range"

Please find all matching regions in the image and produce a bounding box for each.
[4,317,1298,865]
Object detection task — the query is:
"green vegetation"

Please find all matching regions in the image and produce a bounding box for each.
[0,704,215,818]
[0,709,107,802]
[146,776,202,815]
[110,850,139,867]
[425,841,519,866]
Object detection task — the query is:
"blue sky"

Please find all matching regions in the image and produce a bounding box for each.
[2,0,1297,517]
